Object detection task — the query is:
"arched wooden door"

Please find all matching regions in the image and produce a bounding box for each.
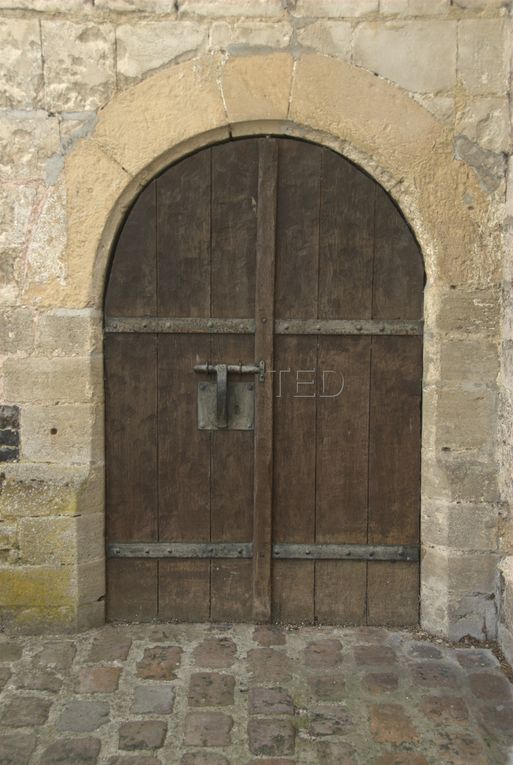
[105,137,424,625]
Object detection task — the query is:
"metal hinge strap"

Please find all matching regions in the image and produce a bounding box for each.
[272,543,419,561]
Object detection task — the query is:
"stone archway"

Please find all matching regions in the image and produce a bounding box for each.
[14,52,500,639]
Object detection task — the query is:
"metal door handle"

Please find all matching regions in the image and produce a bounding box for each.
[194,361,265,429]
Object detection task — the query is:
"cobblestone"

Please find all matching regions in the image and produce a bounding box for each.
[0,624,510,763]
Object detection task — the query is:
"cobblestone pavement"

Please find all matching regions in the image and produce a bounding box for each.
[0,624,512,765]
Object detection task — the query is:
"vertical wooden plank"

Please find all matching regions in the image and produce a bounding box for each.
[105,333,158,542]
[156,150,211,317]
[253,138,278,622]
[211,561,253,622]
[367,562,419,626]
[272,561,314,625]
[372,185,424,320]
[158,334,211,542]
[159,561,210,621]
[211,140,258,319]
[318,150,376,320]
[107,560,158,622]
[367,336,422,546]
[315,561,366,625]
[275,139,322,319]
[105,182,157,318]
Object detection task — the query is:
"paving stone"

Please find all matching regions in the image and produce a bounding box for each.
[308,674,346,700]
[0,695,52,727]
[373,754,429,765]
[247,718,295,756]
[136,646,182,680]
[246,760,296,765]
[408,642,443,660]
[109,758,162,765]
[35,641,76,669]
[88,632,133,663]
[353,627,391,643]
[354,645,397,666]
[468,672,512,701]
[57,700,110,732]
[370,703,419,744]
[39,737,101,765]
[119,720,167,750]
[248,648,291,682]
[0,732,36,765]
[77,665,122,693]
[184,712,233,747]
[313,741,358,765]
[0,642,22,662]
[455,649,498,670]
[181,754,230,765]
[364,672,399,694]
[193,637,237,668]
[478,702,513,734]
[303,639,342,668]
[188,672,235,707]
[0,665,11,690]
[308,704,352,736]
[435,731,487,764]
[132,684,175,714]
[420,695,468,722]
[14,668,62,692]
[412,661,460,688]
[253,625,286,647]
[248,687,293,715]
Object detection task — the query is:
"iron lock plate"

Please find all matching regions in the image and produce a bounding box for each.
[198,381,255,431]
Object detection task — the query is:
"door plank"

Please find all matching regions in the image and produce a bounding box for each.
[211,560,253,622]
[107,559,158,621]
[253,138,278,622]
[105,182,157,318]
[315,561,367,624]
[157,150,211,317]
[367,561,419,626]
[159,560,210,621]
[272,561,315,624]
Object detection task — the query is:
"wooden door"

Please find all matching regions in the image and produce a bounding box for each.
[105,137,424,625]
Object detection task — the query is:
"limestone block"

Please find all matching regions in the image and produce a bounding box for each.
[26,184,66,285]
[0,246,22,306]
[447,592,497,641]
[438,288,500,336]
[439,337,499,385]
[59,113,97,155]
[458,19,509,95]
[210,20,292,50]
[179,0,285,16]
[41,21,115,111]
[454,135,506,194]
[116,22,207,83]
[456,97,511,154]
[0,19,43,108]
[18,516,77,566]
[0,0,85,7]
[96,0,175,9]
[77,559,105,605]
[454,0,509,9]
[424,546,498,594]
[77,601,105,631]
[423,457,500,503]
[0,113,60,181]
[0,524,16,551]
[0,308,35,355]
[37,310,101,357]
[221,53,293,122]
[413,95,454,123]
[3,356,103,405]
[292,0,378,16]
[436,387,497,452]
[421,501,499,550]
[0,185,38,248]
[420,582,449,635]
[297,21,352,59]
[3,605,77,633]
[21,404,103,464]
[380,0,450,13]
[77,513,104,564]
[353,21,457,93]
[0,566,74,608]
[498,556,513,664]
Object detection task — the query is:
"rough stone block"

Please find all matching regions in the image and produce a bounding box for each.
[303,638,342,668]
[293,0,378,15]
[435,387,496,453]
[132,684,175,714]
[34,640,76,668]
[249,687,294,715]
[57,700,110,732]
[0,695,52,727]
[25,183,66,286]
[37,310,101,357]
[458,19,509,95]
[21,404,103,465]
[0,184,37,248]
[88,629,132,662]
[136,645,182,680]
[77,513,104,564]
[184,712,233,746]
[454,134,505,194]
[422,545,498,594]
[77,558,105,605]
[0,112,60,180]
[297,21,352,59]
[18,516,77,565]
[308,674,347,700]
[77,666,121,693]
[380,0,449,13]
[39,738,101,765]
[0,19,43,108]
[0,566,74,608]
[353,21,457,93]
[4,356,102,404]
[447,591,498,640]
[119,720,167,750]
[188,673,235,707]
[210,20,291,50]
[439,337,499,385]
[0,641,22,661]
[422,501,498,551]
[96,0,175,8]
[370,703,419,744]
[116,22,207,83]
[456,97,510,154]
[308,705,352,736]
[248,718,295,756]
[221,53,293,123]
[193,637,237,667]
[0,308,34,354]
[41,21,116,111]
[180,0,285,15]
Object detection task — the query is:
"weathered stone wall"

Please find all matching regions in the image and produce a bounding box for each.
[0,0,511,655]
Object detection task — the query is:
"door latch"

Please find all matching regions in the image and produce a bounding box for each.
[193,361,265,430]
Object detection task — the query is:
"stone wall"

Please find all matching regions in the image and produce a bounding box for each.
[0,0,511,656]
